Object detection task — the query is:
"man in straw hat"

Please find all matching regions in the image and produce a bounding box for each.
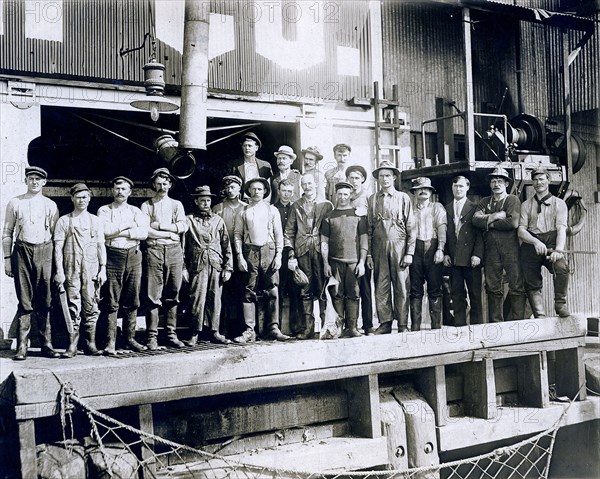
[97,176,149,355]
[3,166,59,360]
[518,168,570,317]
[54,183,106,357]
[301,146,326,200]
[233,178,289,343]
[367,161,416,334]
[141,168,188,350]
[184,186,233,345]
[271,145,302,205]
[409,177,447,331]
[320,181,368,337]
[473,166,526,322]
[285,174,334,339]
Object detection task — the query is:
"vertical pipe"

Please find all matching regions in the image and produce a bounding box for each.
[374,81,380,166]
[179,1,209,150]
[463,8,475,164]
[562,29,573,181]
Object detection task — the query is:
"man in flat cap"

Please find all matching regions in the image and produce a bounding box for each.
[518,168,570,317]
[473,167,526,322]
[141,168,188,350]
[213,175,247,338]
[230,132,273,201]
[3,166,59,360]
[321,182,368,337]
[54,183,106,357]
[409,177,447,331]
[325,144,352,203]
[285,174,334,339]
[271,146,302,205]
[97,176,149,355]
[184,186,233,344]
[346,164,374,334]
[367,161,416,334]
[301,146,326,200]
[233,178,289,343]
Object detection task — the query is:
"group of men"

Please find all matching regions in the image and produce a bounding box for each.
[2,131,571,361]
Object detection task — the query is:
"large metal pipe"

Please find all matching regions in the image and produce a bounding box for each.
[179,1,209,150]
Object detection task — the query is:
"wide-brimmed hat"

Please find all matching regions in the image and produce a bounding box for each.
[410,177,436,192]
[222,175,242,187]
[333,143,352,153]
[70,183,91,196]
[335,181,354,192]
[243,177,271,198]
[191,185,216,197]
[372,160,401,178]
[274,145,297,161]
[345,165,367,182]
[112,176,134,188]
[301,146,323,161]
[488,166,512,182]
[149,167,176,184]
[25,166,48,179]
[240,132,262,149]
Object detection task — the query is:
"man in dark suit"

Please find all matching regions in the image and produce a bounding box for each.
[443,175,484,326]
[229,132,273,200]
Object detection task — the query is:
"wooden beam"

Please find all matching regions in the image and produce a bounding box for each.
[138,404,156,478]
[463,7,476,163]
[517,353,550,408]
[344,375,381,438]
[379,391,409,471]
[417,365,448,426]
[463,358,497,419]
[555,347,587,400]
[17,420,37,479]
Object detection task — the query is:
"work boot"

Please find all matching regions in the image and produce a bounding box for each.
[554,271,570,317]
[124,311,147,352]
[211,330,232,344]
[319,298,327,329]
[527,290,546,318]
[145,309,160,351]
[234,303,257,344]
[165,306,184,348]
[185,332,199,346]
[296,299,316,339]
[103,312,118,356]
[38,313,60,358]
[61,323,80,358]
[410,297,423,331]
[82,319,101,356]
[488,295,504,323]
[13,314,31,361]
[429,296,442,330]
[343,299,362,338]
[508,293,527,321]
[372,321,392,335]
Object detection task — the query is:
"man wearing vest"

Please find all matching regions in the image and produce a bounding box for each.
[54,183,106,357]
[98,176,149,355]
[285,174,334,339]
[3,166,59,360]
[367,161,416,334]
[233,178,289,343]
[141,168,188,350]
[443,176,484,326]
[518,168,570,317]
[473,167,526,322]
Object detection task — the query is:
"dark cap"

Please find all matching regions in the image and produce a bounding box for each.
[243,177,271,198]
[335,181,354,191]
[191,185,216,197]
[531,168,550,180]
[301,146,323,161]
[150,167,176,183]
[240,132,262,149]
[70,183,91,196]
[345,165,367,182]
[112,176,134,188]
[25,166,48,179]
[222,175,242,187]
[410,177,436,192]
[333,143,351,153]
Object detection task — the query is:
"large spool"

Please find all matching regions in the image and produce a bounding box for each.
[502,114,547,152]
[547,131,587,174]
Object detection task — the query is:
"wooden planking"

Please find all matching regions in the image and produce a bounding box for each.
[379,391,409,471]
[463,358,496,419]
[495,364,519,394]
[8,317,587,410]
[17,420,37,479]
[555,347,587,401]
[517,353,550,408]
[417,365,448,427]
[344,375,381,438]
[437,397,600,452]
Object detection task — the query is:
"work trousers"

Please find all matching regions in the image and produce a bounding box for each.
[243,243,279,303]
[189,266,222,332]
[409,239,443,300]
[145,244,183,329]
[449,265,483,326]
[520,231,569,297]
[372,237,410,327]
[12,240,53,318]
[358,267,373,330]
[104,246,142,314]
[64,250,100,328]
[297,247,325,301]
[220,256,245,337]
[331,260,360,301]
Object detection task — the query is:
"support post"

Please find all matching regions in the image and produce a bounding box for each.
[462,8,476,164]
[517,352,550,408]
[379,390,409,471]
[554,347,587,400]
[418,365,448,426]
[345,374,381,438]
[18,420,37,479]
[463,358,496,419]
[138,404,156,478]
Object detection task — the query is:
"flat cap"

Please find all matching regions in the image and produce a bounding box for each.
[191,185,216,197]
[333,143,352,153]
[70,183,91,196]
[222,175,243,187]
[531,168,550,180]
[345,165,367,182]
[112,176,134,187]
[240,132,262,149]
[150,167,176,183]
[25,166,48,179]
[335,181,354,191]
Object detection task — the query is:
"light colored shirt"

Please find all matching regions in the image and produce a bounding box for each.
[519,195,567,234]
[453,198,467,233]
[2,194,58,245]
[213,200,247,237]
[244,161,260,182]
[97,203,149,249]
[234,202,283,253]
[414,200,447,248]
[141,196,187,246]
[54,212,105,264]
